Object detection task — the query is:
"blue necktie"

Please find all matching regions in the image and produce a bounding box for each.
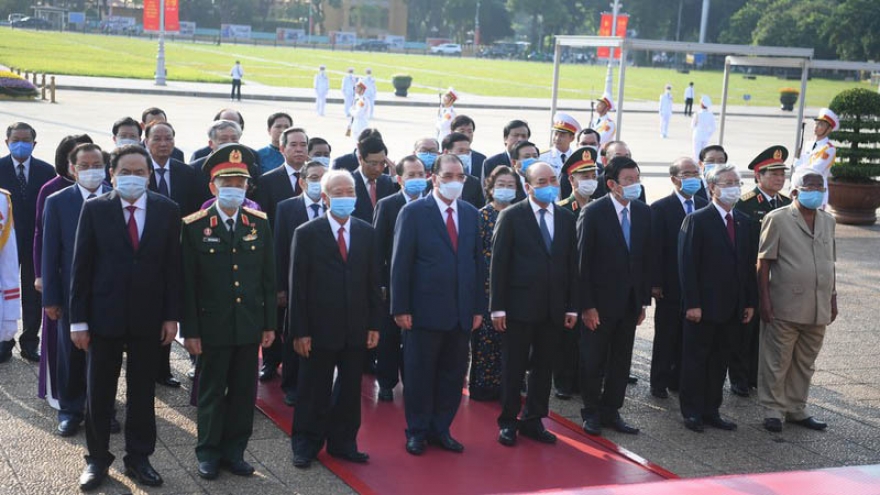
[685,199,693,214]
[539,208,552,252]
[310,203,321,219]
[156,168,169,197]
[621,208,631,250]
[16,164,27,199]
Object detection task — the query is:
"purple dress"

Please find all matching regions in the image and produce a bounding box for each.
[34,176,74,405]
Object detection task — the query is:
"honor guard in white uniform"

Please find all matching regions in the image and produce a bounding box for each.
[592,93,616,146]
[691,95,717,160]
[539,112,581,180]
[659,84,673,138]
[793,108,838,208]
[347,80,372,141]
[363,68,377,119]
[436,88,458,142]
[341,68,357,118]
[0,189,20,344]
[314,65,329,116]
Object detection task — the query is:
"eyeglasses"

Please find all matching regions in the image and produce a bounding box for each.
[75,164,105,171]
[798,186,827,193]
[715,181,742,188]
[438,173,466,181]
[675,172,701,179]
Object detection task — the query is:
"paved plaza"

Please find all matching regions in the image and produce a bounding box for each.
[0,81,878,495]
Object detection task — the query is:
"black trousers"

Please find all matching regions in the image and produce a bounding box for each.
[728,316,759,388]
[498,319,561,429]
[230,79,241,100]
[56,316,86,422]
[280,333,300,395]
[650,301,684,391]
[553,325,581,394]
[579,312,638,419]
[156,343,173,380]
[292,346,364,457]
[684,98,694,115]
[19,255,41,348]
[679,319,740,419]
[262,306,285,369]
[376,313,403,390]
[85,333,160,467]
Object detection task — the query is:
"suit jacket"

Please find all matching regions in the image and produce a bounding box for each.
[471,151,487,179]
[190,146,211,163]
[490,200,578,325]
[678,203,758,324]
[256,165,298,230]
[149,158,211,217]
[274,195,312,293]
[331,151,360,173]
[391,196,486,331]
[69,191,182,338]
[373,192,409,290]
[41,184,111,309]
[287,215,381,351]
[481,152,510,182]
[0,154,56,254]
[352,170,395,223]
[425,174,485,209]
[650,192,707,304]
[578,195,652,320]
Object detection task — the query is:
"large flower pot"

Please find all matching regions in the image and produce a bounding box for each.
[827,178,880,225]
[779,92,798,111]
[392,76,412,97]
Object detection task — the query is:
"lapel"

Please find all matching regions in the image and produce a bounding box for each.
[519,200,549,256]
[669,192,687,222]
[278,166,296,198]
[321,216,347,264]
[790,204,814,238]
[139,193,161,252]
[603,196,629,253]
[109,191,134,251]
[425,196,455,252]
[550,204,565,256]
[711,204,736,253]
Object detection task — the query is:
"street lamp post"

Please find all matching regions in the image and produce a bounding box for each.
[474,0,481,46]
[155,0,166,86]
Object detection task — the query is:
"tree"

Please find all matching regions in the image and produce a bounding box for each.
[823,0,880,61]
[751,0,837,59]
[442,0,512,44]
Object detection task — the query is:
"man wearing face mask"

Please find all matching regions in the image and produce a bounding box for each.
[274,161,328,406]
[0,122,55,363]
[591,141,646,203]
[757,170,836,434]
[678,164,756,433]
[539,112,581,181]
[482,120,531,182]
[41,143,112,437]
[391,154,485,456]
[307,137,332,168]
[558,147,599,215]
[577,156,651,437]
[560,129,601,199]
[352,135,396,224]
[373,155,428,402]
[450,115,487,177]
[181,144,276,480]
[414,137,440,175]
[508,140,540,203]
[696,145,727,202]
[648,157,708,400]
[439,132,484,208]
[289,170,380,468]
[69,145,182,490]
[112,117,143,149]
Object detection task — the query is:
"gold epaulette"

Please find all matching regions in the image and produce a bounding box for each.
[183,209,208,224]
[0,188,10,198]
[740,190,757,201]
[243,206,267,220]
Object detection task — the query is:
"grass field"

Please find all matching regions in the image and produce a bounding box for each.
[0,27,872,107]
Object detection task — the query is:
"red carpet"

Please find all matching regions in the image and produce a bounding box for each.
[256,376,674,495]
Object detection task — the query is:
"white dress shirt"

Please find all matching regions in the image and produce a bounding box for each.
[432,190,458,232]
[713,200,733,223]
[327,212,351,252]
[11,155,31,179]
[303,194,325,220]
[77,184,101,202]
[609,194,631,227]
[528,196,554,239]
[216,205,238,231]
[675,189,696,214]
[284,163,303,192]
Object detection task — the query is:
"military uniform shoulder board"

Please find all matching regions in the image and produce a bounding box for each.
[740,190,757,201]
[778,192,790,200]
[243,207,267,220]
[0,188,11,197]
[183,209,209,224]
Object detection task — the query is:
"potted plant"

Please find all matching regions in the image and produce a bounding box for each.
[0,69,39,100]
[779,87,799,111]
[827,88,880,225]
[392,74,412,97]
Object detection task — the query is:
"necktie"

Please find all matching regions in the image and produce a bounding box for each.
[369,179,377,208]
[226,218,235,232]
[337,227,347,262]
[310,203,321,219]
[156,168,169,196]
[769,197,777,209]
[560,153,567,165]
[87,193,97,200]
[16,164,27,198]
[292,171,301,195]
[621,207,631,250]
[725,212,735,245]
[445,207,458,252]
[685,199,693,214]
[126,205,139,250]
[812,142,818,151]
[539,208,552,252]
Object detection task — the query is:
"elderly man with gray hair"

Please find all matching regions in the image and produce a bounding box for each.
[757,169,837,433]
[678,163,757,433]
[190,120,261,186]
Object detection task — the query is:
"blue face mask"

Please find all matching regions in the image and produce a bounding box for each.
[217,187,246,210]
[797,189,824,209]
[329,196,357,218]
[115,175,148,202]
[306,181,322,201]
[456,153,472,174]
[493,187,516,203]
[9,141,34,160]
[311,156,330,167]
[403,178,427,197]
[520,158,537,173]
[417,152,437,170]
[680,177,702,196]
[621,183,642,201]
[533,185,560,204]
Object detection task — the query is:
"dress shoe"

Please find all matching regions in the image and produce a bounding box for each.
[109,417,121,434]
[78,463,108,491]
[627,375,638,385]
[790,417,827,431]
[428,433,464,452]
[292,451,312,468]
[57,419,81,437]
[498,427,517,446]
[582,414,601,436]
[603,415,640,434]
[20,347,40,362]
[258,364,278,382]
[197,460,219,480]
[730,382,750,397]
[220,458,255,476]
[123,460,163,487]
[0,350,11,364]
[156,376,181,388]
[187,366,197,380]
[283,391,297,407]
[377,388,394,402]
[328,450,370,463]
[704,414,737,431]
[554,390,573,400]
[405,437,426,455]
[683,416,704,432]
[763,418,783,432]
[650,387,669,399]
[520,425,557,444]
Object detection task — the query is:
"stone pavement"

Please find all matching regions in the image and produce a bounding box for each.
[0,82,878,494]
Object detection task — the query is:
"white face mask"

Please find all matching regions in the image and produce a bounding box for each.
[115,138,141,148]
[438,180,464,201]
[717,186,741,207]
[577,179,598,197]
[77,169,105,191]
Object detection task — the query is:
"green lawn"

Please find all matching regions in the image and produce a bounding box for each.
[0,27,872,107]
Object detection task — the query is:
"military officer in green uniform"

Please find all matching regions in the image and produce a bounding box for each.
[557,146,599,216]
[181,143,276,480]
[730,145,791,397]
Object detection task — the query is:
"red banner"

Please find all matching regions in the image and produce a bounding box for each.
[597,13,629,60]
[143,0,159,31]
[164,0,179,32]
[143,0,180,32]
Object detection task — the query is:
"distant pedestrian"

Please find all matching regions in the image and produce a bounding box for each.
[659,84,673,138]
[683,82,694,116]
[341,68,357,118]
[691,95,716,160]
[363,68,377,119]
[436,88,458,142]
[314,66,329,116]
[230,61,243,102]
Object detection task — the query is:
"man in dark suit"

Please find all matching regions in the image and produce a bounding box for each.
[578,156,651,437]
[559,128,602,199]
[331,128,383,172]
[189,120,262,196]
[189,108,248,163]
[649,157,708,400]
[139,108,185,162]
[481,120,531,182]
[591,141,646,203]
[42,143,111,436]
[695,145,728,202]
[450,115,486,177]
[352,136,396,224]
[440,132,484,208]
[289,170,381,468]
[391,154,485,456]
[0,122,56,362]
[491,162,579,447]
[373,155,429,402]
[69,145,182,490]
[678,163,756,433]
[274,161,328,406]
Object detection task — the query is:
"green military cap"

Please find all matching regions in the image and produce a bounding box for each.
[563,146,598,175]
[202,143,254,180]
[748,145,789,173]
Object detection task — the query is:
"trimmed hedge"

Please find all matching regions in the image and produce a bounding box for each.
[829,88,880,183]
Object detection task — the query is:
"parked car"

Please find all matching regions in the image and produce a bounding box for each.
[431,43,462,56]
[11,17,52,29]
[355,40,390,52]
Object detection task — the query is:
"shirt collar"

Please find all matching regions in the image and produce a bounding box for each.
[12,155,31,168]
[713,200,732,219]
[327,212,350,232]
[674,189,693,206]
[757,187,777,202]
[610,193,629,215]
[216,205,238,228]
[284,163,302,176]
[303,193,323,209]
[151,157,170,169]
[76,183,100,201]
[432,190,457,213]
[528,196,554,216]
[121,190,148,210]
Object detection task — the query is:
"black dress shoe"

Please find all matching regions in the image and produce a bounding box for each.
[197,460,219,480]
[582,415,601,436]
[78,463,108,491]
[428,433,464,452]
[156,376,181,388]
[554,390,573,400]
[520,425,557,444]
[627,375,638,385]
[763,418,783,432]
[283,391,297,407]
[57,419,81,437]
[704,414,737,431]
[604,415,640,434]
[683,416,704,433]
[258,365,278,382]
[20,347,40,362]
[406,437,426,455]
[292,452,312,468]
[730,383,750,397]
[328,450,370,463]
[498,427,517,446]
[378,388,394,402]
[0,350,11,364]
[790,417,827,431]
[123,460,163,487]
[220,458,255,476]
[109,417,121,434]
[650,387,669,399]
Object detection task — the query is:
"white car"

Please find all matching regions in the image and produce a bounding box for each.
[431,43,462,55]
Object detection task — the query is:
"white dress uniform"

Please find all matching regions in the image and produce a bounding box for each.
[659,88,673,138]
[341,71,357,117]
[363,72,377,118]
[436,88,458,142]
[792,108,839,208]
[540,111,582,181]
[592,92,616,145]
[350,91,372,142]
[314,68,329,116]
[692,95,717,160]
[0,189,20,342]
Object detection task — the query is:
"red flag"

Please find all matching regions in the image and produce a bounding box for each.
[597,13,629,60]
[143,0,160,32]
[164,0,179,32]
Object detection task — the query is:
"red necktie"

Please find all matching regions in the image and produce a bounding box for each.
[369,179,377,208]
[446,207,458,252]
[126,205,139,251]
[337,227,347,262]
[725,212,735,245]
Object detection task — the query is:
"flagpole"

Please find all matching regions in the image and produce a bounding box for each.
[155,0,167,86]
